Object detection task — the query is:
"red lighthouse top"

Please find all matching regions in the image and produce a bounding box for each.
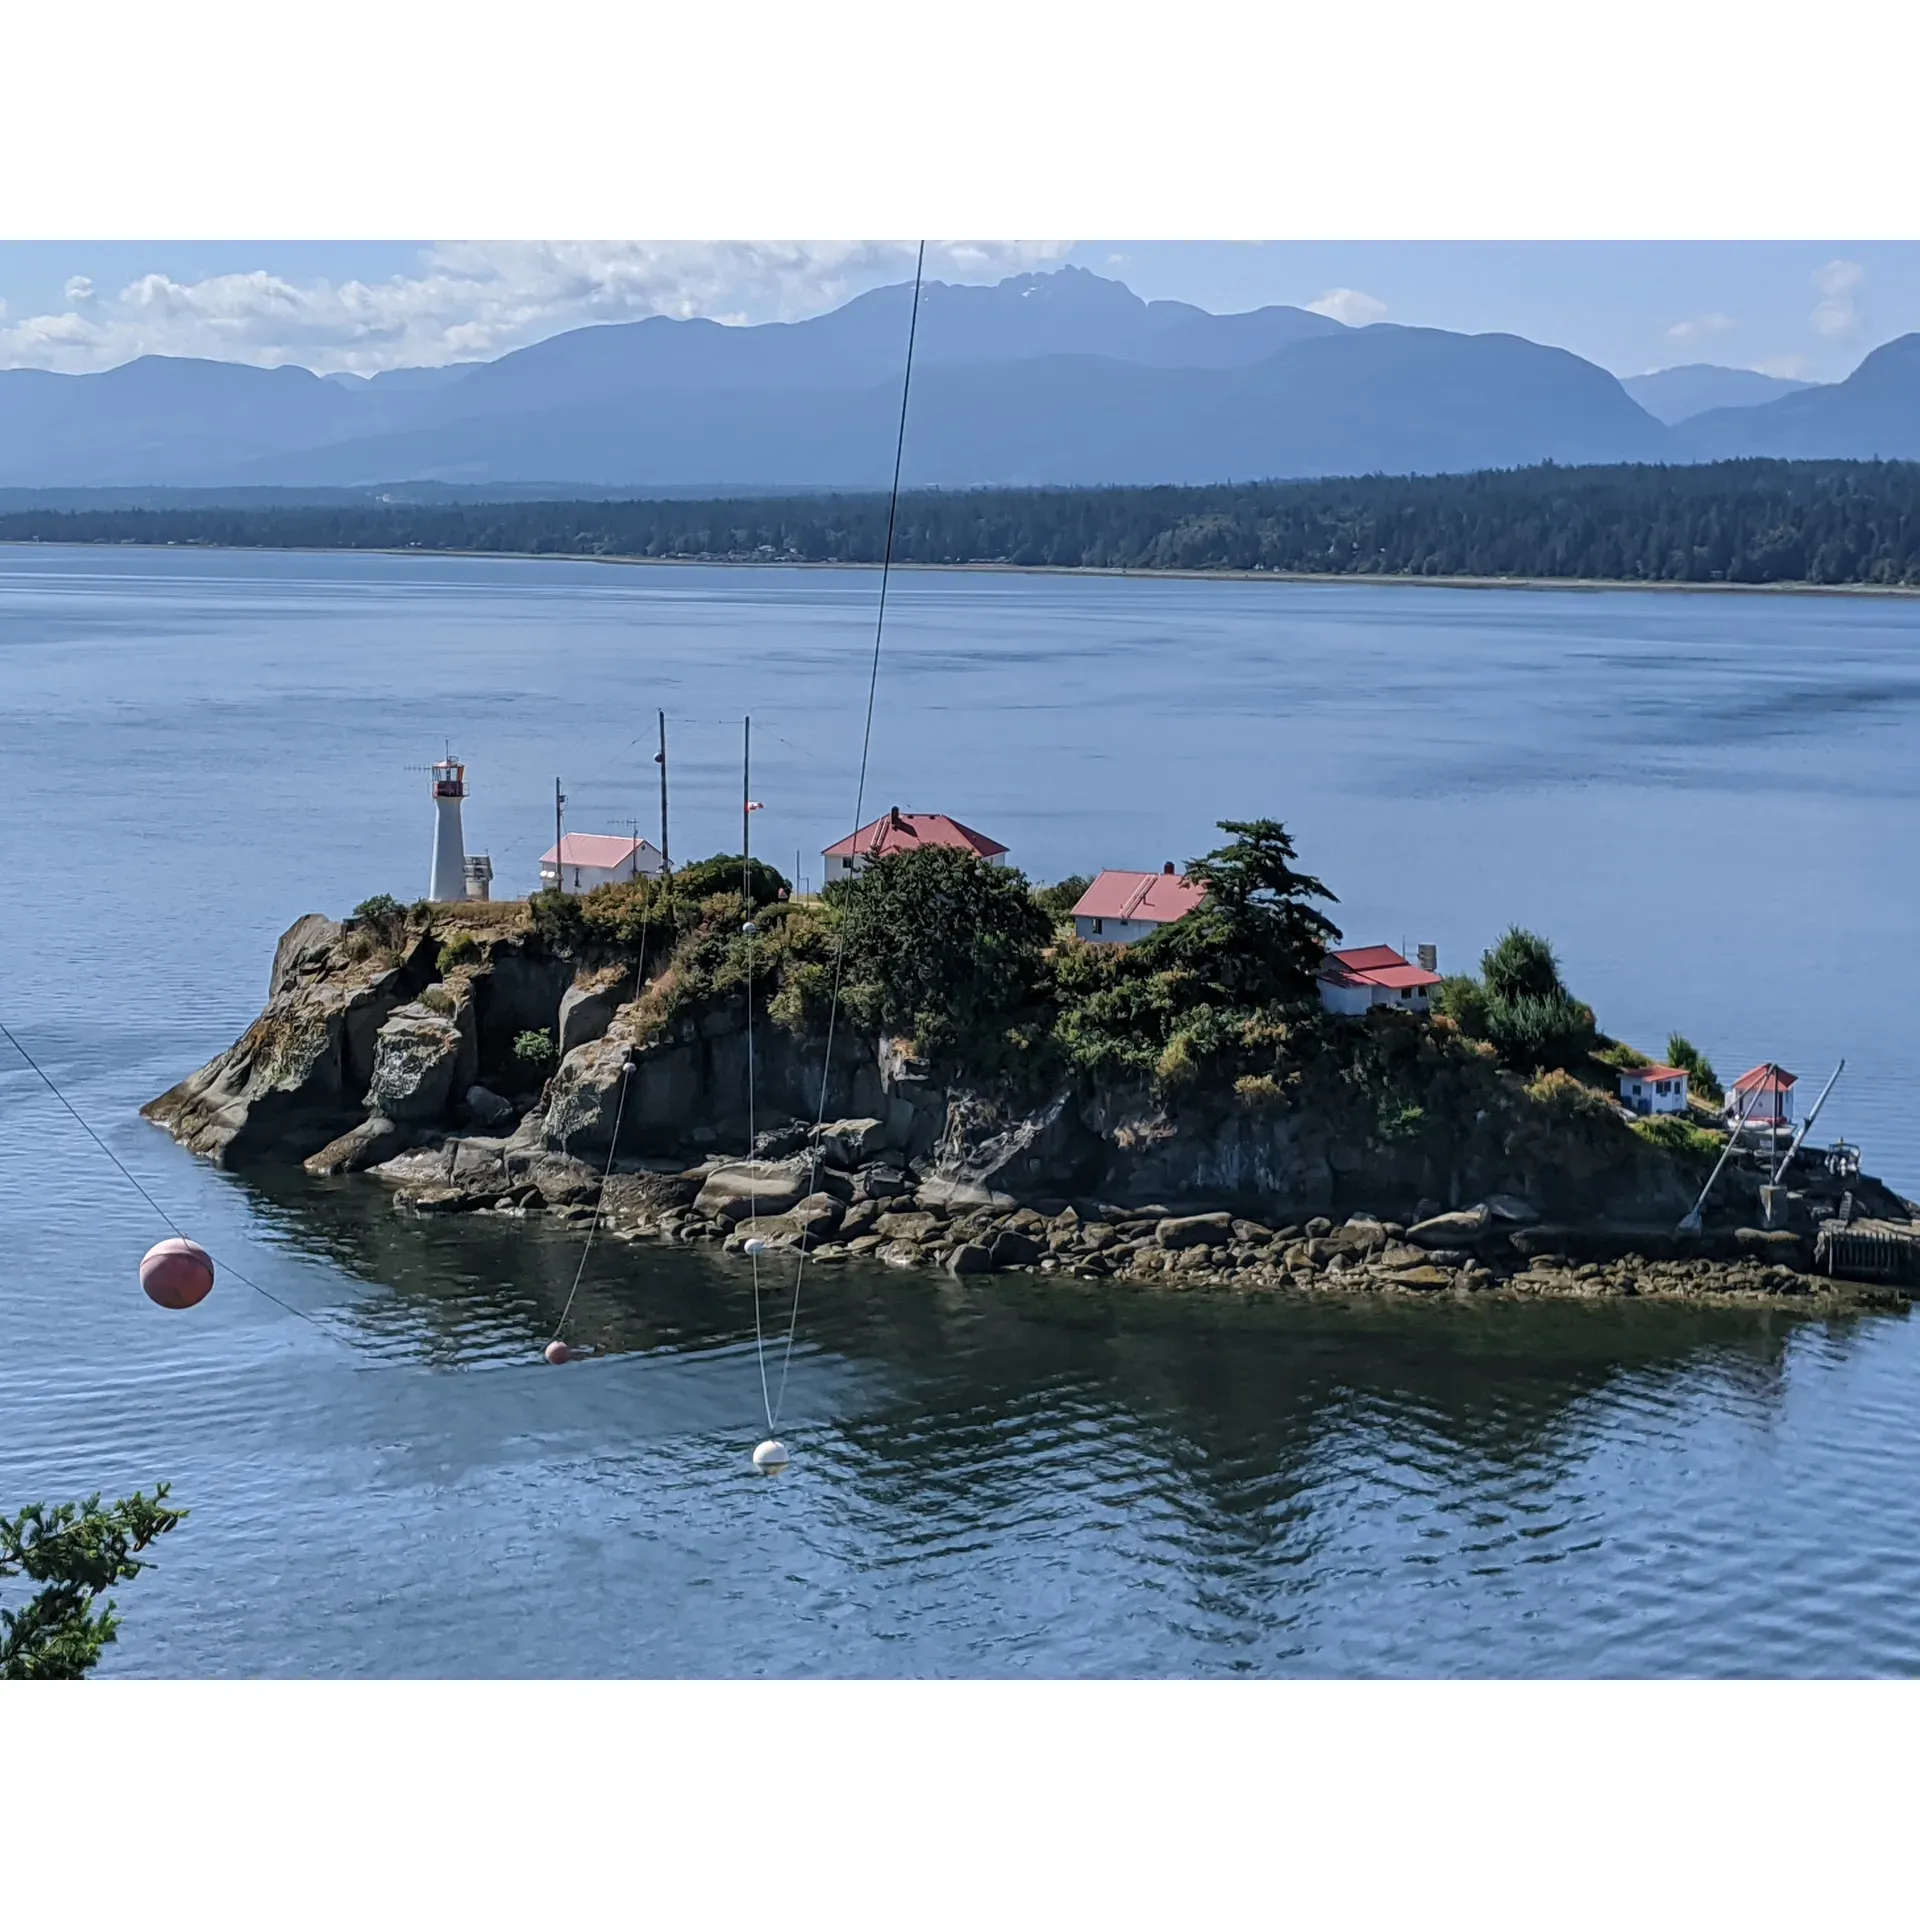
[431,758,465,800]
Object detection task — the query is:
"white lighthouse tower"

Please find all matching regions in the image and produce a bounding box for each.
[428,755,468,902]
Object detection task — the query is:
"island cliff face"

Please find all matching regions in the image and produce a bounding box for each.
[141,905,1917,1309]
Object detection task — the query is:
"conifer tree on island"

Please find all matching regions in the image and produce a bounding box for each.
[1,1487,186,1679]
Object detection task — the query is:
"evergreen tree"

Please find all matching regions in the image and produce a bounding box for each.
[2,1487,186,1680]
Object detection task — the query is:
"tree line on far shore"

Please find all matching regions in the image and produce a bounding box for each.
[4,459,1920,586]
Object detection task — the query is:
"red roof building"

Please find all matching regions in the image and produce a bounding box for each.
[539,832,664,896]
[1317,944,1444,1017]
[822,808,1008,881]
[1728,1062,1797,1128]
[1069,865,1206,945]
[1619,1061,1690,1115]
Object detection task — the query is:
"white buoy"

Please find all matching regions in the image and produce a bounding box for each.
[742,1237,768,1256]
[753,1438,789,1474]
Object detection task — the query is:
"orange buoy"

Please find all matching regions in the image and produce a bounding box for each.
[141,1237,215,1311]
[544,1340,572,1365]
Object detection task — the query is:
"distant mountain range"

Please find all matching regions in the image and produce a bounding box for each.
[1,266,1915,492]
[1618,363,1812,424]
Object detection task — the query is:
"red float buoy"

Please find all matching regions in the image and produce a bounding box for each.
[141,1237,216,1311]
[544,1340,572,1365]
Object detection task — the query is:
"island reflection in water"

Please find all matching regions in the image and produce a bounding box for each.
[147,1165,1897,1681]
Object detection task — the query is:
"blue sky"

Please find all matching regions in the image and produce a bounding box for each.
[2,240,1914,382]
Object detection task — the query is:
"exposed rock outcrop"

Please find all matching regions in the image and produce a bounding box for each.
[146,909,1920,1320]
[145,909,536,1168]
[366,999,468,1120]
[558,969,631,1055]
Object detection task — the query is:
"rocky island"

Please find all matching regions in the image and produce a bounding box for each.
[145,824,1919,1314]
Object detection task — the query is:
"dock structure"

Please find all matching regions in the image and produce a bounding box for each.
[1816,1222,1920,1285]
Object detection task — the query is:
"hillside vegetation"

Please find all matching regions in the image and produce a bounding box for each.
[532,822,1709,1199]
[6,459,1919,586]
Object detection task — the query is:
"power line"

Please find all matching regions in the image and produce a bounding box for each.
[767,240,927,1435]
[0,1016,327,1330]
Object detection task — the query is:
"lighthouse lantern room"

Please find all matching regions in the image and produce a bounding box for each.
[428,757,468,903]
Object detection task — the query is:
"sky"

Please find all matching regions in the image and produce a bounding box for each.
[2,240,1916,384]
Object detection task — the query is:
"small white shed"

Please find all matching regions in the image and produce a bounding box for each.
[1619,1063,1689,1114]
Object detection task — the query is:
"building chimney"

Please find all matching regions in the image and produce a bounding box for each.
[1163,861,1176,875]
[890,805,903,828]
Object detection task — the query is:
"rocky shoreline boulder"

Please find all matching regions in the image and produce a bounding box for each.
[144,909,1920,1319]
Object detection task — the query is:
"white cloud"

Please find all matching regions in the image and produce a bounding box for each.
[1755,353,1811,381]
[1305,287,1387,326]
[1810,258,1864,336]
[0,240,1072,375]
[1666,311,1736,343]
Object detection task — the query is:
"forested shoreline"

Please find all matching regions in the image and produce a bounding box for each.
[5,459,1920,587]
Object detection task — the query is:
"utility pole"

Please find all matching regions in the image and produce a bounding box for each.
[741,714,752,913]
[553,777,566,893]
[656,708,671,872]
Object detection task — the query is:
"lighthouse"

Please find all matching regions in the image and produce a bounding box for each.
[428,756,468,902]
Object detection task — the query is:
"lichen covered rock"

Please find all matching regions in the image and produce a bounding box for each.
[366,1001,467,1120]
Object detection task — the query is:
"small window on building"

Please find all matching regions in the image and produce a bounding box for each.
[1093,918,1103,934]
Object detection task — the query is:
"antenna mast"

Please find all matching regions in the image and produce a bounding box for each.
[657,708,671,872]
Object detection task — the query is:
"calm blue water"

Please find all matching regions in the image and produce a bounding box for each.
[4,545,1918,1677]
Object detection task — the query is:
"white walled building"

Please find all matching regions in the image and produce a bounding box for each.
[539,832,665,896]
[1728,1062,1796,1128]
[1317,944,1443,1017]
[1070,865,1206,944]
[1619,1063,1690,1114]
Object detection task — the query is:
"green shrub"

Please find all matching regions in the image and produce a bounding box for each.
[1482,926,1565,1003]
[767,957,835,1034]
[440,930,480,969]
[1432,974,1489,1037]
[530,887,585,949]
[1525,1067,1616,1120]
[512,1029,556,1077]
[1483,991,1596,1073]
[833,844,1053,1069]
[1635,1114,1723,1160]
[1235,1072,1284,1106]
[353,892,404,924]
[1032,874,1092,922]
[1666,1033,1723,1101]
[1155,1032,1200,1089]
[1595,1039,1654,1072]
[670,852,789,910]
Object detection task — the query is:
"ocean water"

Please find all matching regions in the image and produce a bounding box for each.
[3,544,1918,1677]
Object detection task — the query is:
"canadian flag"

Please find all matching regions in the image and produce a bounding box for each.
[745,800,765,814]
